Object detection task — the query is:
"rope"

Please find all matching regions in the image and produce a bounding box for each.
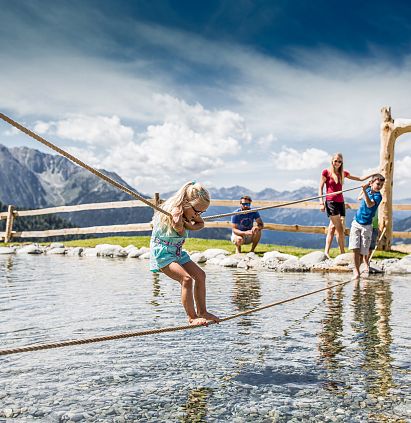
[0,277,356,356]
[203,186,362,221]
[368,226,387,262]
[0,113,171,217]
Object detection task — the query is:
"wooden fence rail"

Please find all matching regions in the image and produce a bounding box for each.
[1,196,411,243]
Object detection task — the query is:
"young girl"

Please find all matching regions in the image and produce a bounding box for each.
[150,181,219,326]
[319,153,372,257]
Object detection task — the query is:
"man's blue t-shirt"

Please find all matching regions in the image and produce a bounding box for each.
[354,188,382,225]
[231,208,261,231]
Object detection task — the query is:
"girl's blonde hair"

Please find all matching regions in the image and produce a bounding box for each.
[154,181,210,234]
[329,152,344,185]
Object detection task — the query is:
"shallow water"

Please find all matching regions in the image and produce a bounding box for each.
[0,255,410,422]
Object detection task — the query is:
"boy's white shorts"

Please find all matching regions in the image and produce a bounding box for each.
[349,220,372,256]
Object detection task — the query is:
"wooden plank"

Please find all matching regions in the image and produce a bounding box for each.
[13,223,153,238]
[11,199,154,217]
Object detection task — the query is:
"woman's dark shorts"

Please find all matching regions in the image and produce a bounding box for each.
[325,201,345,217]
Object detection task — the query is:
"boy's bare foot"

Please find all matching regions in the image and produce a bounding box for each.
[352,270,360,279]
[189,317,208,326]
[235,247,241,254]
[198,312,220,323]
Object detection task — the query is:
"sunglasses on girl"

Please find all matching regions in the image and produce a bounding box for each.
[191,205,206,215]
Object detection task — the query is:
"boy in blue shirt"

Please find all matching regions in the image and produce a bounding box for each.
[231,195,264,253]
[349,174,385,278]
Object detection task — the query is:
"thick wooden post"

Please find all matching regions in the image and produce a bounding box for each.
[379,107,411,251]
[5,205,15,243]
[379,107,395,251]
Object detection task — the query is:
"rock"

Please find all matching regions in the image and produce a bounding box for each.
[66,247,83,256]
[0,246,16,254]
[49,242,64,249]
[263,251,295,262]
[47,247,67,255]
[278,257,308,272]
[81,248,98,257]
[206,256,225,265]
[95,244,128,257]
[190,252,207,263]
[220,257,239,267]
[333,253,354,266]
[203,249,230,260]
[127,247,144,258]
[139,252,151,260]
[138,247,150,254]
[16,244,43,254]
[262,257,281,270]
[299,251,328,267]
[3,408,13,418]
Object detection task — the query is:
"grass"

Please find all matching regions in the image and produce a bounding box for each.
[8,235,406,260]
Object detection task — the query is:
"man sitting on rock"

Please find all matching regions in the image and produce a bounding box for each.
[231,195,264,254]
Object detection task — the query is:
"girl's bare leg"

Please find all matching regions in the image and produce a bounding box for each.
[161,262,208,326]
[325,221,335,257]
[183,261,219,323]
[330,214,345,254]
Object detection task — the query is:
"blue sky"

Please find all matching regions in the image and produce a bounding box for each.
[1,0,411,198]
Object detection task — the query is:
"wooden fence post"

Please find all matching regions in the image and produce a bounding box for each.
[5,205,15,243]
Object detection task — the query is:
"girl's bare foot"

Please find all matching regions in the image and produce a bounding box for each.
[199,312,220,323]
[189,317,208,326]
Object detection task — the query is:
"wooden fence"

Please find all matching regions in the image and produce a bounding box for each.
[1,196,411,243]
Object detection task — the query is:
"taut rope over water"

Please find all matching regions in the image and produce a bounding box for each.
[0,277,357,356]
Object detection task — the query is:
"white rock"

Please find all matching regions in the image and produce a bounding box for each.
[247,258,263,268]
[16,244,43,254]
[0,246,16,254]
[203,248,230,260]
[299,251,328,267]
[278,257,307,272]
[82,248,98,257]
[139,252,151,260]
[206,256,225,265]
[262,257,281,269]
[262,251,295,262]
[333,253,354,266]
[220,257,240,267]
[49,242,64,249]
[190,252,207,263]
[138,246,150,254]
[127,247,143,258]
[95,244,128,257]
[47,247,67,255]
[66,247,83,256]
[237,260,249,269]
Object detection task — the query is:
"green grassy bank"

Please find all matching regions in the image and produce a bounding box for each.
[32,236,406,260]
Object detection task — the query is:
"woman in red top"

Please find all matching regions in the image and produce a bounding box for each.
[319,153,371,257]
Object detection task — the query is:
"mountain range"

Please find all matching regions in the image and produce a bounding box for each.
[1,144,410,247]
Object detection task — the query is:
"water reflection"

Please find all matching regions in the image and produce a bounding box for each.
[180,387,213,423]
[0,255,15,286]
[351,279,394,397]
[150,272,161,308]
[231,270,261,327]
[318,282,345,371]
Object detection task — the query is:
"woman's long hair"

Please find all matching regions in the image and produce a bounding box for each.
[153,182,210,235]
[329,152,344,185]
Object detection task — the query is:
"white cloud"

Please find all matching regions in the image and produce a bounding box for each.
[395,155,411,181]
[272,147,329,170]
[34,115,134,146]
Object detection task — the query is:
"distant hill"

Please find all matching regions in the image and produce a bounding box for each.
[1,144,410,247]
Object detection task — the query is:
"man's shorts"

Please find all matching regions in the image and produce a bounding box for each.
[369,227,379,251]
[231,233,253,245]
[349,220,372,256]
[325,200,346,217]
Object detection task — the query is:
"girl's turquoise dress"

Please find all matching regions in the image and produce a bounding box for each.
[150,223,191,273]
